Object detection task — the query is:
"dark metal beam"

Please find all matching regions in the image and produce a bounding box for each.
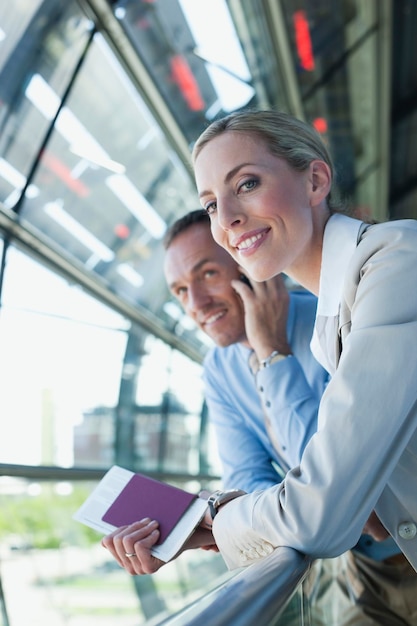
[0,463,219,484]
[79,0,193,171]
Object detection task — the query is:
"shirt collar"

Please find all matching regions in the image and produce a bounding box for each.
[317,213,363,317]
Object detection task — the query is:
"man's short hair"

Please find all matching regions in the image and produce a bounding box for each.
[163,209,210,249]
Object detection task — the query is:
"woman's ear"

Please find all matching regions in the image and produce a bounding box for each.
[309,160,332,206]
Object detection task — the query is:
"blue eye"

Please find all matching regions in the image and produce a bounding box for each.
[241,178,257,191]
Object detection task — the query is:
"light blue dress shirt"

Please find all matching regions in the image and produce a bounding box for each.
[203,288,400,561]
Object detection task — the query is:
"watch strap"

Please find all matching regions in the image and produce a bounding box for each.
[208,489,246,520]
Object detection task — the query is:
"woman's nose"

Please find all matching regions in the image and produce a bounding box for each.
[216,197,244,230]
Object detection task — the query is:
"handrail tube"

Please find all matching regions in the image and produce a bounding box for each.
[158,547,311,626]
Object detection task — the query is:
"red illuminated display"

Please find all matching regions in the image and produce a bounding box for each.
[170,55,205,111]
[293,10,315,72]
[313,117,328,134]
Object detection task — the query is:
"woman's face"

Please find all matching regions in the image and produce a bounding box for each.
[194,131,326,285]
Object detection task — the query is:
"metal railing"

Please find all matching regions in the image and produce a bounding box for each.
[157,547,311,626]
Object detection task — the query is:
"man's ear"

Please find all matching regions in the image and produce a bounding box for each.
[309,160,332,206]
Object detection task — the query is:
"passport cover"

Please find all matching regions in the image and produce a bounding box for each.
[73,465,208,562]
[102,472,197,544]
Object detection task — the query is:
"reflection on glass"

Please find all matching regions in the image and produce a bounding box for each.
[0,0,92,205]
[12,23,199,316]
[179,0,254,113]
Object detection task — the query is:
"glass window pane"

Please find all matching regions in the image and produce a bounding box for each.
[0,246,128,467]
[112,0,255,139]
[0,245,214,475]
[0,0,93,207]
[132,336,219,476]
[16,30,199,318]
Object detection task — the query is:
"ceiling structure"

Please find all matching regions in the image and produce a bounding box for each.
[81,0,417,224]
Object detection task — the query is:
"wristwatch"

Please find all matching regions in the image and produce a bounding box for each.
[207,489,246,520]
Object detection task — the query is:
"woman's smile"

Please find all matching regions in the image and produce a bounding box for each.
[194,130,326,289]
[232,228,270,253]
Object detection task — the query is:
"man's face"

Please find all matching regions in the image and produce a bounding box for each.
[164,222,247,347]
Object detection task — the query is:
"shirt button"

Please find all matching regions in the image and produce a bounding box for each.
[255,542,274,556]
[398,522,417,540]
[265,401,271,408]
[258,386,264,393]
[248,548,260,559]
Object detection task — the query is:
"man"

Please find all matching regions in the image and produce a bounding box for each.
[163,209,327,488]
[103,210,414,624]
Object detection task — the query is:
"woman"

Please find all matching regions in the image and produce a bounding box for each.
[191,108,417,572]
[103,110,417,584]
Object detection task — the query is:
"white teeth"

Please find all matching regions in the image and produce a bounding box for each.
[237,233,263,250]
[205,311,224,324]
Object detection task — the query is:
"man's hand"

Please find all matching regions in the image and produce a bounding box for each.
[101,513,218,575]
[231,272,291,360]
[101,518,164,575]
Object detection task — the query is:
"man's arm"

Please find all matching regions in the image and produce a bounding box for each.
[204,280,328,490]
[207,394,285,491]
[232,276,329,470]
[205,350,328,487]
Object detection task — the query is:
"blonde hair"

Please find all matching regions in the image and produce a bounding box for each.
[192,109,343,211]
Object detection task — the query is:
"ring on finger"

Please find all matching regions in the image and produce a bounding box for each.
[125,552,136,557]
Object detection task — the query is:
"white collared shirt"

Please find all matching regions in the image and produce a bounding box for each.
[310,213,363,375]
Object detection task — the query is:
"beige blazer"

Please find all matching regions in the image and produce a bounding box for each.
[212,219,417,571]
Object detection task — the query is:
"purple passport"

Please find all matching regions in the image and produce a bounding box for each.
[102,473,197,544]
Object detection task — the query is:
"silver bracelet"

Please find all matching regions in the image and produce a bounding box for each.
[259,350,287,369]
